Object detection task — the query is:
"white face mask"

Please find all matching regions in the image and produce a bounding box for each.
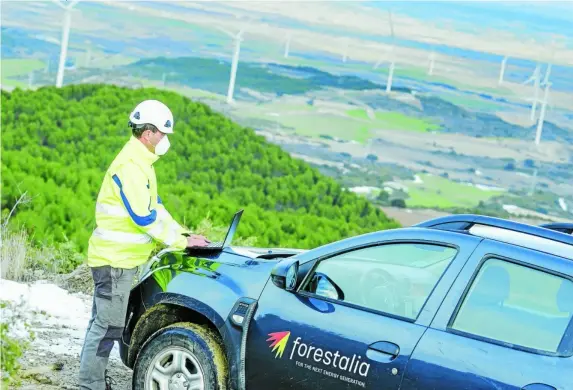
[154,135,170,156]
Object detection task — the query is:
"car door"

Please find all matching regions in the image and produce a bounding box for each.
[245,229,482,390]
[400,238,573,390]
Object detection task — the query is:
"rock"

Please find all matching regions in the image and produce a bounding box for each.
[21,366,55,385]
[52,362,64,371]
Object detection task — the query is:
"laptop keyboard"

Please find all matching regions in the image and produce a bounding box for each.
[191,241,223,248]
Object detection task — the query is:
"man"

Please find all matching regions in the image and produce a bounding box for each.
[78,99,210,390]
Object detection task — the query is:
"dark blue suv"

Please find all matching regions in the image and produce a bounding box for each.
[119,215,573,390]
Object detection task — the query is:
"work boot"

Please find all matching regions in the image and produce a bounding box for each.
[104,370,117,390]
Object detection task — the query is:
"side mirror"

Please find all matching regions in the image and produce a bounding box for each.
[271,258,299,291]
[311,273,344,301]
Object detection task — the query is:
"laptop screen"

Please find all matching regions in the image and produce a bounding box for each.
[223,209,244,247]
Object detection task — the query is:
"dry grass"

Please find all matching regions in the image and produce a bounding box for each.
[0,222,82,283]
[1,226,30,282]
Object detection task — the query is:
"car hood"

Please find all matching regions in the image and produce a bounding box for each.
[137,246,306,300]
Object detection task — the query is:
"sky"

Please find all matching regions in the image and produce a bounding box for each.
[363,1,573,44]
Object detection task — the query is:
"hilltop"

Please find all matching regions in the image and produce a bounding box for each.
[1,84,400,254]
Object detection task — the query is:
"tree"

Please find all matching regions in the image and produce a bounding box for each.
[391,199,407,208]
[1,84,400,255]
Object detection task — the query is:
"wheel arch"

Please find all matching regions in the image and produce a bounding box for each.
[127,294,226,368]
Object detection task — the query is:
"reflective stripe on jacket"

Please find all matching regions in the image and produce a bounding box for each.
[87,136,189,269]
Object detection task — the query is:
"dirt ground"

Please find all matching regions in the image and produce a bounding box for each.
[16,346,133,390]
[4,270,135,390]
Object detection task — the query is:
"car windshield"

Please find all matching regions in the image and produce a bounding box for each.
[336,244,456,269]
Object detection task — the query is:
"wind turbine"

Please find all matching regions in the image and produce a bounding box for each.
[51,0,80,88]
[534,80,552,146]
[216,23,249,104]
[342,37,349,63]
[385,10,396,93]
[524,40,556,126]
[526,63,542,121]
[498,55,509,85]
[284,33,291,58]
[428,51,436,76]
[523,63,553,146]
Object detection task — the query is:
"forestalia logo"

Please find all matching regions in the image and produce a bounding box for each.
[267,330,371,378]
[267,331,291,358]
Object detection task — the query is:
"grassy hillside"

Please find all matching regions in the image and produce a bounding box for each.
[1,84,400,254]
[362,93,573,143]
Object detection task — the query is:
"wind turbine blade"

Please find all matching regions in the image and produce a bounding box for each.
[50,0,67,9]
[387,10,395,38]
[215,26,235,39]
[237,16,254,37]
[66,0,80,9]
[523,63,541,85]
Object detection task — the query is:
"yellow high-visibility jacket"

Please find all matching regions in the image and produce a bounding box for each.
[87,136,189,269]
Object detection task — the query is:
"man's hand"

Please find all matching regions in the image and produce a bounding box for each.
[186,234,211,248]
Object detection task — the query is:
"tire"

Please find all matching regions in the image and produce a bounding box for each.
[133,322,228,390]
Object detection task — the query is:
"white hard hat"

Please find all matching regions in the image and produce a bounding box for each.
[129,99,174,134]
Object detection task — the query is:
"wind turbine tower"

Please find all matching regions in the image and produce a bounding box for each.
[227,30,244,104]
[51,0,80,88]
[216,24,248,105]
[498,55,509,85]
[530,63,541,121]
[342,37,349,63]
[284,34,291,58]
[543,62,552,85]
[534,80,551,146]
[386,10,396,93]
[428,52,436,76]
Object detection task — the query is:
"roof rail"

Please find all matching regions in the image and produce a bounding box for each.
[540,222,573,235]
[414,214,573,246]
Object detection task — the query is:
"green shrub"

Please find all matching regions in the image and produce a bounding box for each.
[1,84,400,257]
[0,301,36,387]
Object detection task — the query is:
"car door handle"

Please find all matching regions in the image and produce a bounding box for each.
[368,341,400,358]
[521,384,556,390]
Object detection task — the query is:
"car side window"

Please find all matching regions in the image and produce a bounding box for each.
[451,257,573,355]
[301,243,458,320]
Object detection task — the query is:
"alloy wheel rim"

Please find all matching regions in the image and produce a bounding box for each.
[145,345,205,390]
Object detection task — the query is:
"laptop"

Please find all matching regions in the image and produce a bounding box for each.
[185,209,244,252]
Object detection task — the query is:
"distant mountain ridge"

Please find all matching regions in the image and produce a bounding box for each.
[124,56,413,96]
[119,56,572,143]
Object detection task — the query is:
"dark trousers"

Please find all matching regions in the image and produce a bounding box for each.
[78,265,137,390]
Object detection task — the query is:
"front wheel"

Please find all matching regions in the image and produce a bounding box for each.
[133,322,228,390]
